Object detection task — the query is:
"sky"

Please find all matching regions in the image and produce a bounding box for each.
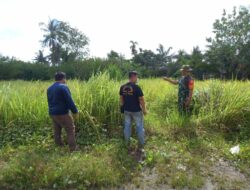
[0,0,249,61]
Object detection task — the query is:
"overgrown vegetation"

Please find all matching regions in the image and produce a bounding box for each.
[0,73,249,189]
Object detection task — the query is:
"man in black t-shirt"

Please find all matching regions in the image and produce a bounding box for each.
[119,71,147,157]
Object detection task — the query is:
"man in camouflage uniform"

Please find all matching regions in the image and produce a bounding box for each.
[163,65,194,114]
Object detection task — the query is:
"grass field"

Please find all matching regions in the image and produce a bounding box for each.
[0,73,250,189]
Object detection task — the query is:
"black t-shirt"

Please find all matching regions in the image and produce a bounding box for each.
[119,82,144,112]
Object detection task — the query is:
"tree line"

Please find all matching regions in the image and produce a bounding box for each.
[0,6,250,80]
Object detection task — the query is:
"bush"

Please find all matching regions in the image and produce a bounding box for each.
[0,58,151,81]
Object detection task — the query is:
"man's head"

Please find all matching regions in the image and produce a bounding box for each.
[180,65,192,76]
[55,72,66,83]
[129,71,138,83]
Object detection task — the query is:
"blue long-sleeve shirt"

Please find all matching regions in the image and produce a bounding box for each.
[47,82,78,115]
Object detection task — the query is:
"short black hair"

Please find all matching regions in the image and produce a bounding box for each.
[129,71,138,78]
[55,72,66,81]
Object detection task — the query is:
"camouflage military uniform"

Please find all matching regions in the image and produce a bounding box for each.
[178,75,194,114]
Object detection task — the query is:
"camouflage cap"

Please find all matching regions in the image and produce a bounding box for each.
[180,65,193,72]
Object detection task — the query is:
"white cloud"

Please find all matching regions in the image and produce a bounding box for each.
[0,0,248,61]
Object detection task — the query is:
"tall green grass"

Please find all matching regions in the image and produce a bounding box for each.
[0,74,250,147]
[0,73,122,146]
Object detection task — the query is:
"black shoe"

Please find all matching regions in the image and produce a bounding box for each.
[127,147,134,155]
[70,146,80,152]
[136,148,146,162]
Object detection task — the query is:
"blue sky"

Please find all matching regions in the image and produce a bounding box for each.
[0,0,249,61]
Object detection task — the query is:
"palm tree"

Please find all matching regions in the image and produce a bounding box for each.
[39,19,67,65]
[34,50,48,64]
[129,41,138,56]
[156,44,173,65]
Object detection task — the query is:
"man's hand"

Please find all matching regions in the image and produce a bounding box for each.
[142,109,148,116]
[163,77,178,85]
[120,105,125,114]
[163,77,169,81]
[72,113,79,121]
[184,98,191,107]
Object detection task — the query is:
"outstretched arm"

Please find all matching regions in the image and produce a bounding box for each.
[163,77,178,85]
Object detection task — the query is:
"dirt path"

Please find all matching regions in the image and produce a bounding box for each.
[203,159,250,190]
[119,159,250,190]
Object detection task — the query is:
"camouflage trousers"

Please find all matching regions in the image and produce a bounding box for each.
[178,100,191,115]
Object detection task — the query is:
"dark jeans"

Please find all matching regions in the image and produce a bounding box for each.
[50,114,76,151]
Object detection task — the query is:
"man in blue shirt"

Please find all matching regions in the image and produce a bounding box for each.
[47,72,79,151]
[120,71,147,159]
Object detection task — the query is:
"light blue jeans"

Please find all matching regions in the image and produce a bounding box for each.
[124,111,145,147]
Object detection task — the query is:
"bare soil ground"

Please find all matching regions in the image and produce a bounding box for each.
[119,158,250,190]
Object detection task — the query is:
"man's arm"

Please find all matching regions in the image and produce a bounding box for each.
[185,90,193,106]
[46,89,50,106]
[119,86,125,113]
[120,96,124,106]
[136,86,147,115]
[139,96,147,115]
[185,80,194,106]
[62,86,78,114]
[119,96,125,113]
[163,77,178,85]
